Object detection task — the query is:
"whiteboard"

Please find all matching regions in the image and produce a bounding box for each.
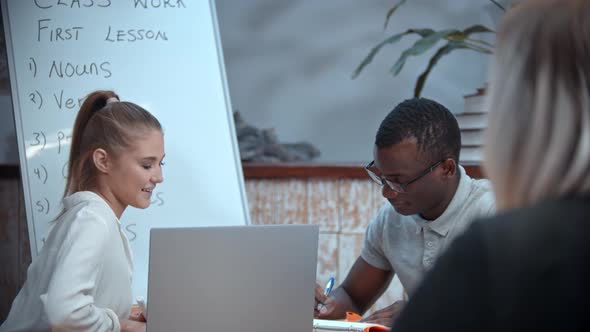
[1,0,250,300]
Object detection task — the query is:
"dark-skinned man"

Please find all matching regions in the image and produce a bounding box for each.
[314,98,495,326]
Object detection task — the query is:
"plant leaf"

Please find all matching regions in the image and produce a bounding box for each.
[390,29,459,76]
[461,41,494,54]
[444,31,467,42]
[443,25,496,47]
[444,33,494,49]
[352,28,434,79]
[462,24,496,47]
[413,42,470,97]
[383,0,408,30]
[464,37,494,48]
[462,24,495,36]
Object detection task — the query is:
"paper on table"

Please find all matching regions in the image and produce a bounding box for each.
[313,319,390,332]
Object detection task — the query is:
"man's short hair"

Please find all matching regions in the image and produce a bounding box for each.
[375,98,461,162]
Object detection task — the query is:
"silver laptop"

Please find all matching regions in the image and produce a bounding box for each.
[146,224,319,332]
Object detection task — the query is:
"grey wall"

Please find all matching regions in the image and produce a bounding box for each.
[216,0,505,162]
[0,95,17,164]
[0,1,508,165]
[0,13,17,165]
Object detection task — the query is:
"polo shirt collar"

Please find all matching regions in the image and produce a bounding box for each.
[411,165,470,236]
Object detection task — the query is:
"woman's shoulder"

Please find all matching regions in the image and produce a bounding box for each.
[479,195,590,231]
[60,191,118,227]
[64,190,113,212]
[473,195,590,263]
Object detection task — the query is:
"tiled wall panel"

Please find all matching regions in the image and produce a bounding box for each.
[338,179,374,234]
[274,179,308,225]
[308,179,339,232]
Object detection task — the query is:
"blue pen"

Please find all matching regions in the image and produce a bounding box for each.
[323,277,335,296]
[317,277,335,311]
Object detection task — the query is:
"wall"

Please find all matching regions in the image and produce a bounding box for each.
[0,13,17,165]
[0,174,28,321]
[216,0,504,162]
[0,1,510,164]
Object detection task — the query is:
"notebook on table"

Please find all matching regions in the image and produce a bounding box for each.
[146,224,319,332]
[313,311,390,332]
[313,319,390,332]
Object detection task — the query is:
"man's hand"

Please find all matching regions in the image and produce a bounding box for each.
[314,282,335,318]
[361,300,406,327]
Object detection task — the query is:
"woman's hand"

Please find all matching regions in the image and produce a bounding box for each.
[129,311,146,322]
[120,319,146,332]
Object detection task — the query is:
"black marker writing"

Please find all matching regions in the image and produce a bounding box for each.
[150,191,164,206]
[53,89,84,110]
[125,223,137,241]
[34,0,111,9]
[37,19,83,42]
[49,60,112,79]
[134,0,186,9]
[105,26,168,42]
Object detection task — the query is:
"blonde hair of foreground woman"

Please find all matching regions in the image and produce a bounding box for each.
[483,0,590,210]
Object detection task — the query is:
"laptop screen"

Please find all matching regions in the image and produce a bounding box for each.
[146,224,319,332]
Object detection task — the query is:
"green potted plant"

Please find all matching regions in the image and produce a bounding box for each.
[352,0,507,97]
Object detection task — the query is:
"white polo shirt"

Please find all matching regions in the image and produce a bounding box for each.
[361,166,495,295]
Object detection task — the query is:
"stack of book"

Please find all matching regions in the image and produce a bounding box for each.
[457,90,487,163]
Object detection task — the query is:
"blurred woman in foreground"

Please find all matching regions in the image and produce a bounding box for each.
[391,0,590,330]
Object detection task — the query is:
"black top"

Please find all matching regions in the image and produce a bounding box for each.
[392,195,590,332]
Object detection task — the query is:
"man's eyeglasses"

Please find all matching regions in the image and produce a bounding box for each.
[365,160,444,193]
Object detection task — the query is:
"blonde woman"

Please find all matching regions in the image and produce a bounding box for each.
[391,0,590,330]
[0,91,164,332]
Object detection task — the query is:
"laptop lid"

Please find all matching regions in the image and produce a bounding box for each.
[146,224,319,332]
